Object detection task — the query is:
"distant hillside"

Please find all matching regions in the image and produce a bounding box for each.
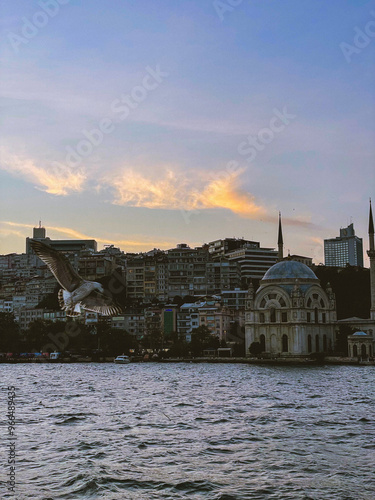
[312,265,371,320]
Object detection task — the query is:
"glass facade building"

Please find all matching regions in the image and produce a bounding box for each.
[324,223,363,267]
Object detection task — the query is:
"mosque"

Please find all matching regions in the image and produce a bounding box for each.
[245,203,375,358]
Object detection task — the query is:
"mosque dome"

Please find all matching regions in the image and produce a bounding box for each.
[352,331,368,336]
[262,260,318,282]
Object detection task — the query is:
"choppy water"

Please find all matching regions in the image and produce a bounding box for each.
[1,363,374,499]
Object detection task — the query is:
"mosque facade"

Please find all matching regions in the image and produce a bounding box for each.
[244,260,337,357]
[245,213,336,357]
[245,202,375,358]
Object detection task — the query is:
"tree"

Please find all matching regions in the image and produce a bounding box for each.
[143,329,163,350]
[36,284,60,309]
[100,328,135,356]
[182,295,195,303]
[249,341,262,357]
[336,325,356,356]
[227,321,245,343]
[25,319,49,351]
[190,325,217,356]
[0,313,21,352]
[172,295,183,307]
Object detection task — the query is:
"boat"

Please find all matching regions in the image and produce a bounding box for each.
[114,355,131,364]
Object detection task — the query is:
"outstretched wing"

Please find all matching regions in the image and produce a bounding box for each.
[30,239,83,292]
[80,290,123,316]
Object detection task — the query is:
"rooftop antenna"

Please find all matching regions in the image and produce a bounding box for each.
[39,219,42,228]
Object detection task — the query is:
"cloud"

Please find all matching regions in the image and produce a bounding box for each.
[105,167,267,220]
[279,217,321,230]
[198,173,265,218]
[0,150,86,195]
[0,228,25,238]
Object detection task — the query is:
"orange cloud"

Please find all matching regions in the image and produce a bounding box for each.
[197,174,266,217]
[0,150,86,195]
[105,167,266,219]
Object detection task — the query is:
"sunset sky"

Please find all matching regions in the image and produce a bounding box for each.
[1,0,374,264]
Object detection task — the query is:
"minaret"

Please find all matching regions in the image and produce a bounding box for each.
[278,212,283,261]
[367,199,375,320]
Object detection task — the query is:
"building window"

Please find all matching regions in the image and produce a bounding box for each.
[314,308,319,324]
[323,335,327,352]
[281,312,287,322]
[308,335,312,353]
[259,313,265,323]
[282,335,288,352]
[361,344,367,357]
[315,335,320,352]
[307,312,311,323]
[260,334,266,352]
[353,345,358,357]
[270,308,276,323]
[322,313,326,324]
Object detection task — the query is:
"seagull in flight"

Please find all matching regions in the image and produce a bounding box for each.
[30,239,123,317]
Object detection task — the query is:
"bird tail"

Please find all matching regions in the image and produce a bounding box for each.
[58,289,81,317]
[65,307,81,317]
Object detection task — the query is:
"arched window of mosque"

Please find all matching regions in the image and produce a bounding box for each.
[315,335,320,352]
[307,312,311,323]
[353,345,358,357]
[260,334,266,352]
[282,335,288,352]
[281,312,287,322]
[313,293,318,300]
[307,298,312,307]
[259,312,265,323]
[323,335,327,352]
[314,308,319,324]
[361,344,367,357]
[260,298,266,308]
[320,299,325,308]
[270,308,276,323]
[322,313,326,324]
[308,335,312,353]
[279,297,286,307]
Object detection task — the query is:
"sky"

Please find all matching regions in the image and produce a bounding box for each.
[0,0,374,264]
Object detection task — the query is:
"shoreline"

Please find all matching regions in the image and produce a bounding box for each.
[1,357,374,366]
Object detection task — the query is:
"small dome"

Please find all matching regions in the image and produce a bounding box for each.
[262,260,318,282]
[352,331,368,336]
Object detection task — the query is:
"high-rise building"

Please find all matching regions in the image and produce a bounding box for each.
[324,223,363,267]
[225,244,278,281]
[208,237,278,282]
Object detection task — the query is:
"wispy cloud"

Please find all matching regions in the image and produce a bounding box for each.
[0,228,25,238]
[0,150,86,195]
[103,167,323,230]
[104,167,267,219]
